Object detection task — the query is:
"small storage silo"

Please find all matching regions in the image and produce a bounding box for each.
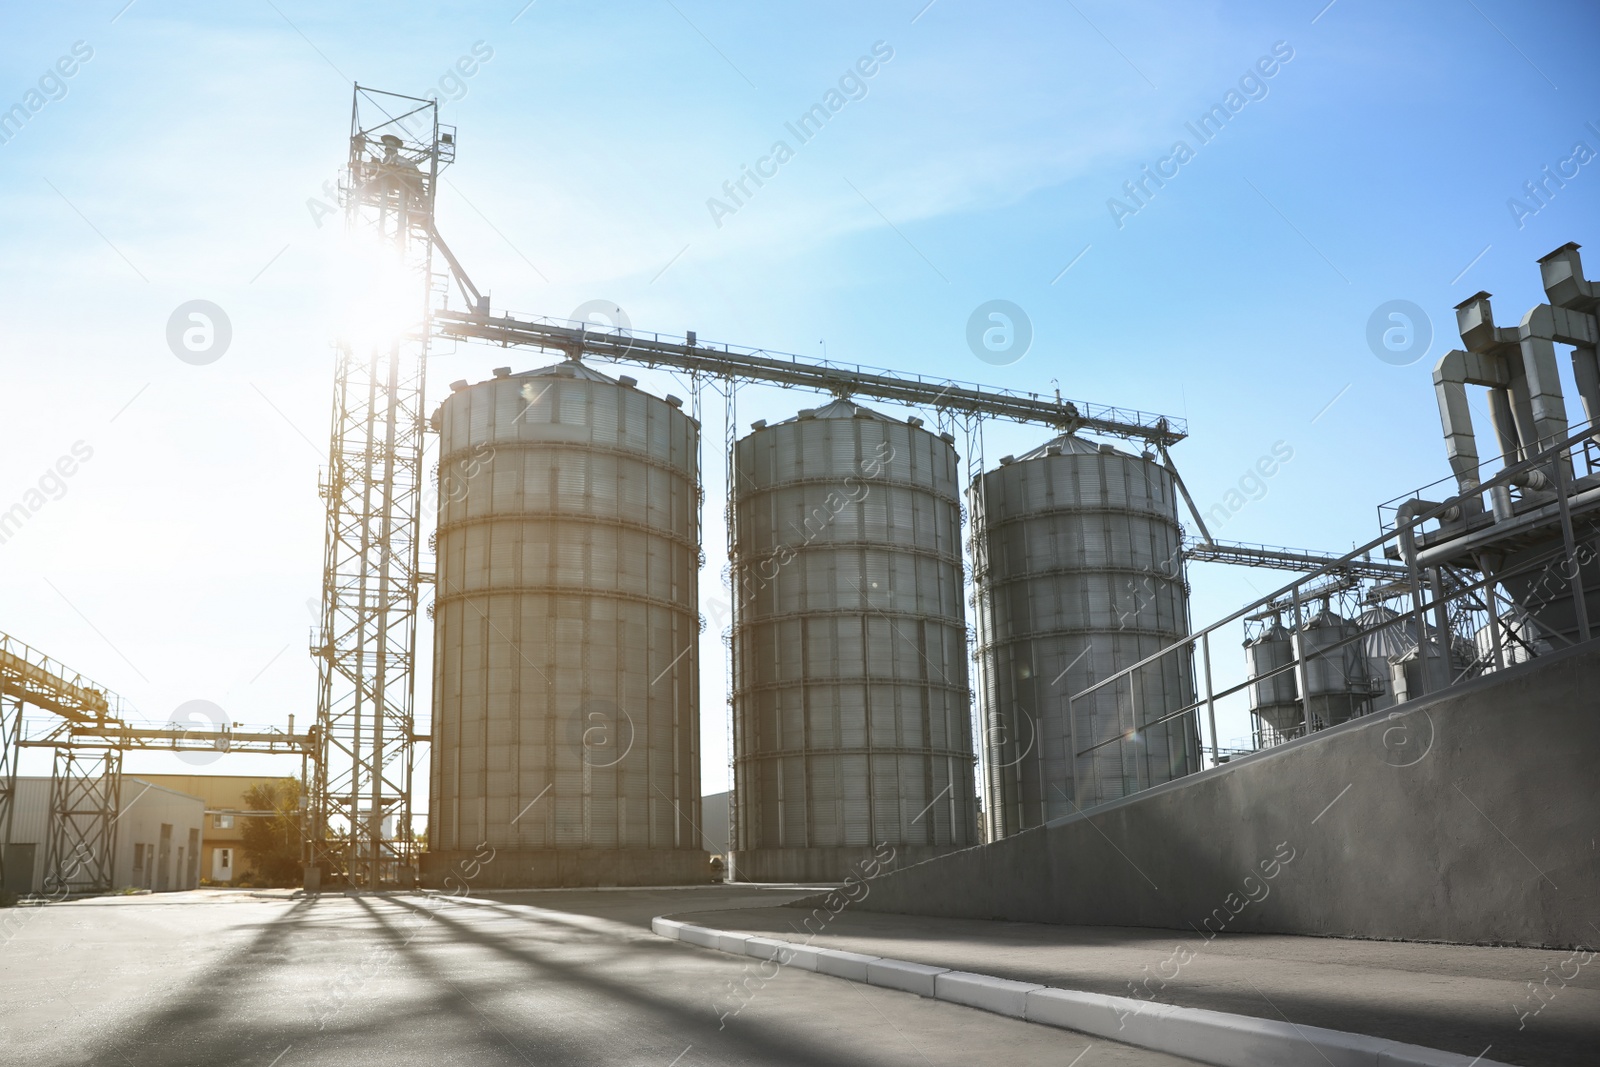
[729,400,978,882]
[1245,622,1302,739]
[1356,604,1412,712]
[1390,631,1475,703]
[1297,608,1375,728]
[425,361,706,887]
[973,435,1200,840]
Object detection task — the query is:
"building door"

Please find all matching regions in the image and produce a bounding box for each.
[212,848,232,883]
[157,824,172,892]
[185,829,199,889]
[3,843,36,896]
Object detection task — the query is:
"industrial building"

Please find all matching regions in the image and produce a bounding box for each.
[1,777,204,896]
[136,774,297,885]
[1228,242,1600,751]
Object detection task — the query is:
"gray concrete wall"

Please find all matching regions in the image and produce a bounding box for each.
[733,843,959,884]
[849,640,1600,948]
[420,847,710,889]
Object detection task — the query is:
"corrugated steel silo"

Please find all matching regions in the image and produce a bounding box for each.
[1357,604,1411,712]
[1390,631,1474,703]
[973,435,1200,840]
[425,361,706,887]
[1298,609,1374,728]
[729,400,978,882]
[1245,622,1302,736]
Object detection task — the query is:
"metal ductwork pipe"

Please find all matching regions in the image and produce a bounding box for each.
[1432,350,1481,495]
[1537,242,1600,446]
[1395,499,1440,698]
[1517,304,1575,471]
[1488,387,1521,465]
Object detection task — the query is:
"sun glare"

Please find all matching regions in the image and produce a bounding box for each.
[337,234,419,353]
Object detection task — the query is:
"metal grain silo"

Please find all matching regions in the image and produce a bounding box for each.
[1245,622,1302,738]
[1357,604,1412,712]
[1297,609,1374,728]
[425,361,706,887]
[973,435,1200,840]
[729,400,977,882]
[1390,631,1474,703]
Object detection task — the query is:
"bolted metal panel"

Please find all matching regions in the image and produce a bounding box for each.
[430,363,701,857]
[731,401,978,877]
[973,436,1201,840]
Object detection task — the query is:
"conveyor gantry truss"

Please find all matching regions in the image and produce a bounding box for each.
[432,309,1188,446]
[1186,539,1411,581]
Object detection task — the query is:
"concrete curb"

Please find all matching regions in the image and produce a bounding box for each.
[650,917,1511,1067]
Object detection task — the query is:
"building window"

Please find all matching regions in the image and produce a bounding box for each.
[133,843,144,870]
[219,849,230,870]
[215,813,234,829]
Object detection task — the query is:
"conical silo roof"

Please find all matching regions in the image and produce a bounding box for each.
[1357,605,1415,659]
[779,397,899,423]
[1015,433,1130,461]
[515,359,618,383]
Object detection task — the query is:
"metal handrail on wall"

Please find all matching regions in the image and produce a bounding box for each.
[1066,421,1600,806]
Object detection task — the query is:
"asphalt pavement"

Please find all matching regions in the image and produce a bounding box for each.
[0,885,1205,1067]
[664,899,1600,1067]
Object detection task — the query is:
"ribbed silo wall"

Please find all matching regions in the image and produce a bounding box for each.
[423,365,707,888]
[729,405,978,882]
[973,439,1200,841]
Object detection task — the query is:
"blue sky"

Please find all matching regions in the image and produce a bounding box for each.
[2,0,1596,798]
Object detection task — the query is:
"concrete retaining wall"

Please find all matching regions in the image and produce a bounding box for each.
[847,641,1600,947]
[421,847,709,889]
[732,843,957,883]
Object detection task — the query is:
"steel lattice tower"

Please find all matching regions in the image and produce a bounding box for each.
[308,87,449,887]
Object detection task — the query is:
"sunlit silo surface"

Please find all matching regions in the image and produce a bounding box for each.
[730,400,978,883]
[974,435,1201,840]
[424,362,706,888]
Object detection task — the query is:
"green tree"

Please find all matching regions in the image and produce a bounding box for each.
[240,778,303,886]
